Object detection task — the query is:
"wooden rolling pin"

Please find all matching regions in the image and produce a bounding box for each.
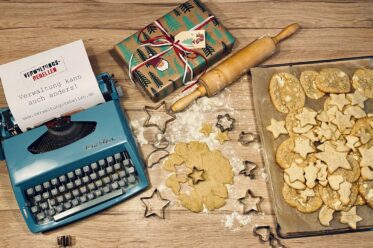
[171,23,300,112]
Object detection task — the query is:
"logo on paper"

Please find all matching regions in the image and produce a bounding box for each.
[22,57,66,82]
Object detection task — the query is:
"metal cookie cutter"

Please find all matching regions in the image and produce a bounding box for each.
[187,167,205,184]
[238,189,263,215]
[269,234,286,248]
[146,148,169,168]
[140,189,171,219]
[239,160,258,179]
[238,131,259,146]
[143,101,176,133]
[216,114,235,132]
[253,225,272,243]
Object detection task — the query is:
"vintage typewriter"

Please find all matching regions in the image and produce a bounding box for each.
[0,73,149,233]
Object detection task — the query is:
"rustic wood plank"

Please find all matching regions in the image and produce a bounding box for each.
[0,208,373,248]
[0,2,372,30]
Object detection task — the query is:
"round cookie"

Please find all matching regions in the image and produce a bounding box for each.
[351,117,373,149]
[282,183,323,213]
[276,137,302,169]
[300,70,325,99]
[269,72,305,113]
[319,183,358,211]
[331,154,361,183]
[352,68,373,98]
[316,68,351,93]
[358,178,373,208]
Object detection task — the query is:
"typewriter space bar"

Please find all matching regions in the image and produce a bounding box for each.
[54,189,124,221]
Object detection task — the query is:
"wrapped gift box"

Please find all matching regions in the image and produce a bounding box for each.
[114,0,235,101]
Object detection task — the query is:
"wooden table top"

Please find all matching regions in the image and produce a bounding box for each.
[0,0,372,247]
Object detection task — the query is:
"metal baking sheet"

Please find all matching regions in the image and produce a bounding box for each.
[251,56,373,238]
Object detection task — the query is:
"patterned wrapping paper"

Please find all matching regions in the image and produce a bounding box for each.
[114,0,236,102]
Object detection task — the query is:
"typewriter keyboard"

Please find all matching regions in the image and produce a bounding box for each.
[25,151,138,224]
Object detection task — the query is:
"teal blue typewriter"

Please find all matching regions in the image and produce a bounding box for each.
[0,73,149,233]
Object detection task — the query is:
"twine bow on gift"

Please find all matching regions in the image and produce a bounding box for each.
[128,15,216,92]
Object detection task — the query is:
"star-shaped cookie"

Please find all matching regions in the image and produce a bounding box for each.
[285,162,305,183]
[329,94,350,111]
[332,111,353,132]
[199,123,213,137]
[359,146,373,168]
[215,130,230,144]
[266,118,288,139]
[238,189,263,214]
[295,108,317,127]
[333,140,349,152]
[140,189,171,219]
[315,143,351,173]
[344,105,367,119]
[346,135,360,151]
[347,90,367,108]
[340,206,362,229]
[144,101,176,133]
[294,136,315,158]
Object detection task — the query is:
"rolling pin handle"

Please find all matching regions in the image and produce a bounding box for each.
[170,85,207,113]
[272,23,300,44]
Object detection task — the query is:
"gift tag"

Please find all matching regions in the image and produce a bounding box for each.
[175,30,206,49]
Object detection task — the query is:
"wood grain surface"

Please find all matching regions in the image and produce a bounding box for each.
[0,0,372,247]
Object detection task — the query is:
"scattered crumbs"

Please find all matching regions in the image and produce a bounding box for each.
[130,117,148,145]
[166,90,233,147]
[229,156,245,174]
[259,168,268,181]
[222,211,252,231]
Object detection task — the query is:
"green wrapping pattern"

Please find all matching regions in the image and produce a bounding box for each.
[114,0,235,102]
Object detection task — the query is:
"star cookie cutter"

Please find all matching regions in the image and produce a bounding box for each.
[216,114,235,132]
[140,189,171,219]
[240,160,258,179]
[238,189,263,214]
[144,101,176,133]
[146,148,169,168]
[238,131,259,146]
[187,167,205,184]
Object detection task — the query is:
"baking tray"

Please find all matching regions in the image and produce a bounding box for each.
[251,56,373,238]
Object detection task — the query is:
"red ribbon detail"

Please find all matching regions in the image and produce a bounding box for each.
[133,17,214,92]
